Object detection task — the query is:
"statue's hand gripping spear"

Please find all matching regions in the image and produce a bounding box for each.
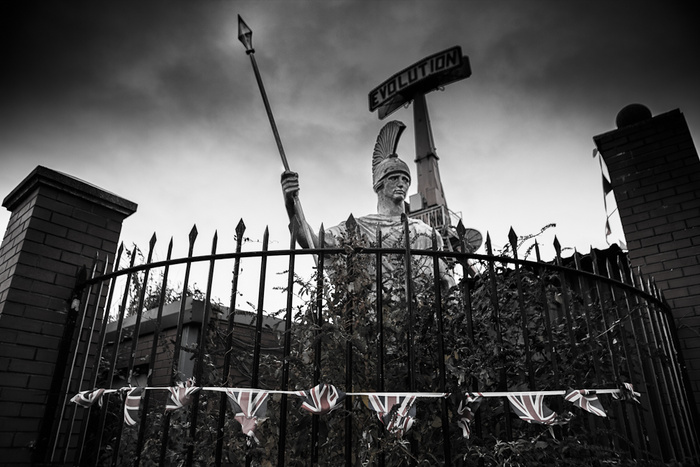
[237,15,317,251]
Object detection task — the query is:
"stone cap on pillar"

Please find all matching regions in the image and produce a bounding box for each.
[3,165,137,218]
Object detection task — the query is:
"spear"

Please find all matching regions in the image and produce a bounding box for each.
[237,15,317,251]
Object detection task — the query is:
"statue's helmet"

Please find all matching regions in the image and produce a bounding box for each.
[372,120,411,191]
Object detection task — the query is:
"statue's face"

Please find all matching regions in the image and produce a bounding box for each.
[378,173,410,203]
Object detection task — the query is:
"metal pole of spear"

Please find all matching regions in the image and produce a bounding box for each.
[237,15,318,254]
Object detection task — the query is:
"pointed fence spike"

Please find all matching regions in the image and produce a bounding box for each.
[573,249,582,271]
[553,236,561,257]
[657,286,666,302]
[508,227,518,258]
[640,275,648,293]
[632,267,641,290]
[534,240,542,262]
[508,226,517,245]
[236,219,246,237]
[346,213,358,235]
[189,225,199,243]
[318,223,326,247]
[149,232,157,249]
[589,248,600,274]
[615,256,628,283]
[456,220,466,238]
[128,245,138,267]
[604,257,614,280]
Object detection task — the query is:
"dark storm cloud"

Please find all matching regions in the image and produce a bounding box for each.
[0,1,251,126]
[466,2,700,114]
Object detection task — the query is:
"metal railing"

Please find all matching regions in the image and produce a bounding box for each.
[48,217,699,466]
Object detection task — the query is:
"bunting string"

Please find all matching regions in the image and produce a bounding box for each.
[70,387,638,398]
[70,383,640,441]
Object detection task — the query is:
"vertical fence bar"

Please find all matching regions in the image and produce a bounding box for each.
[401,214,416,392]
[108,244,139,467]
[74,256,111,465]
[534,242,560,388]
[49,260,90,461]
[344,216,357,467]
[374,226,386,467]
[608,257,665,459]
[594,253,649,459]
[135,237,174,467]
[250,227,269,388]
[375,226,385,392]
[160,225,198,467]
[92,244,124,463]
[588,250,637,458]
[457,222,480,440]
[216,219,246,466]
[55,256,99,463]
[644,279,693,455]
[431,229,451,465]
[116,235,157,464]
[508,228,535,390]
[571,252,612,445]
[247,227,269,467]
[456,222,475,341]
[485,234,510,439]
[126,234,157,385]
[277,222,297,467]
[311,226,326,465]
[613,258,672,460]
[553,238,578,358]
[572,252,604,386]
[186,231,218,466]
[643,273,700,459]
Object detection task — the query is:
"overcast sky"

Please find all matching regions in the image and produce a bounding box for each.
[2,1,699,272]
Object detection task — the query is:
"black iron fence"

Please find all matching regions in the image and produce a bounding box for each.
[47,217,699,466]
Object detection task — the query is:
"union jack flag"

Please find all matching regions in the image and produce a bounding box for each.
[123,387,145,427]
[364,395,417,438]
[507,393,557,425]
[457,393,483,439]
[296,384,346,415]
[612,382,640,403]
[70,388,105,408]
[165,379,200,412]
[225,389,269,443]
[565,388,607,417]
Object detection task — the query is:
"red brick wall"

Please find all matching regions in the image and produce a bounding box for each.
[593,108,700,415]
[0,166,136,465]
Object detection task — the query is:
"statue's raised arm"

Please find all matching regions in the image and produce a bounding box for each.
[281,170,318,249]
[280,120,454,290]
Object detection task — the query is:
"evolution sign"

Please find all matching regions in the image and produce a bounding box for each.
[369,46,471,119]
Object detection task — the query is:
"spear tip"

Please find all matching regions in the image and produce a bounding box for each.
[237,15,254,52]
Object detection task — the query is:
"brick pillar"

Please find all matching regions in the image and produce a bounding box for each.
[0,166,136,466]
[593,105,700,415]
